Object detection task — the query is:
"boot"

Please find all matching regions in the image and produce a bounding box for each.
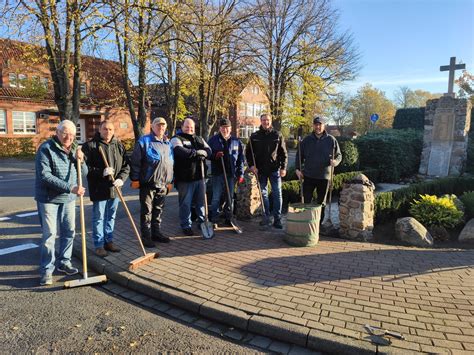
[152,230,170,243]
[104,242,121,253]
[141,237,155,248]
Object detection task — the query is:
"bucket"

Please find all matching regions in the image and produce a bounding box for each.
[284,203,321,247]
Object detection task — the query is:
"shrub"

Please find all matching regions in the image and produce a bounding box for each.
[460,191,474,220]
[392,107,425,130]
[375,177,474,222]
[409,194,463,229]
[286,138,297,149]
[335,137,359,173]
[355,129,423,182]
[121,138,135,152]
[0,137,36,157]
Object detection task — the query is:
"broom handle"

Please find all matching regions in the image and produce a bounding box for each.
[248,137,266,215]
[98,146,147,256]
[298,137,304,203]
[77,155,88,279]
[221,156,234,216]
[200,160,210,221]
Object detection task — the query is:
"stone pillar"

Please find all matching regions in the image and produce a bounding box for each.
[339,174,375,241]
[419,96,471,176]
[235,172,262,220]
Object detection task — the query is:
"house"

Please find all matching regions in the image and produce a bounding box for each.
[0,38,144,150]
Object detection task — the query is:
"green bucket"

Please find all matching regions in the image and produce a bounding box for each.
[284,203,321,247]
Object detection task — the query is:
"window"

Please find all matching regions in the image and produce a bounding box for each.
[18,74,27,88]
[80,82,87,96]
[13,111,36,134]
[239,125,259,139]
[41,77,49,89]
[245,103,253,117]
[9,73,17,87]
[251,86,260,95]
[0,110,6,133]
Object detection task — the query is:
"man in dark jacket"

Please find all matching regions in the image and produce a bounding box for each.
[130,117,174,248]
[170,118,212,236]
[295,116,342,223]
[208,118,245,225]
[35,120,86,286]
[246,113,288,228]
[82,120,130,257]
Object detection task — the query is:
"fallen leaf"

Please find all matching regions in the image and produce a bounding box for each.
[105,327,113,332]
[119,326,126,330]
[129,341,137,347]
[87,336,93,341]
[105,312,110,316]
[12,326,19,331]
[75,324,82,328]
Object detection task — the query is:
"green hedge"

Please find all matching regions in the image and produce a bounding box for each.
[460,191,474,220]
[375,177,474,222]
[355,129,423,182]
[0,137,36,157]
[392,107,425,130]
[335,137,359,173]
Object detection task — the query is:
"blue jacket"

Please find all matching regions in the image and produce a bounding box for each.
[130,133,174,188]
[208,133,245,178]
[35,137,87,203]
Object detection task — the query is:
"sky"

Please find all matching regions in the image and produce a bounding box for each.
[333,0,474,100]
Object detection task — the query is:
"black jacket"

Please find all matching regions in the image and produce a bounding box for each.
[82,132,130,201]
[245,126,287,175]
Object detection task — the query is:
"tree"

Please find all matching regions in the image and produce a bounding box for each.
[350,84,396,134]
[456,70,474,104]
[393,86,440,108]
[326,93,352,135]
[248,0,359,130]
[2,1,108,123]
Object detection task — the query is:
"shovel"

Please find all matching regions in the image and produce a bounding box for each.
[217,156,242,234]
[321,145,338,236]
[64,154,107,288]
[200,160,214,239]
[297,136,304,204]
[365,324,405,340]
[248,137,270,229]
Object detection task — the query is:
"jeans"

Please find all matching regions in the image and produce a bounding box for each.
[176,180,205,229]
[303,176,329,223]
[92,198,119,248]
[139,186,167,239]
[259,170,282,221]
[37,200,76,276]
[210,174,234,222]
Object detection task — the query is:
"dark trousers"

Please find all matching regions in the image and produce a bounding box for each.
[139,186,167,240]
[303,177,329,223]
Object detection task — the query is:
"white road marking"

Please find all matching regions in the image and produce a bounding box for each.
[16,212,38,218]
[0,217,11,221]
[0,243,39,256]
[0,178,35,183]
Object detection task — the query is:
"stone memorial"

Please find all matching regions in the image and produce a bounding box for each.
[419,57,471,177]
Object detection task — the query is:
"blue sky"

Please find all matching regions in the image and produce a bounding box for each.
[333,0,474,100]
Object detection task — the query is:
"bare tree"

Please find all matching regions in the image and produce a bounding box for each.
[248,0,359,130]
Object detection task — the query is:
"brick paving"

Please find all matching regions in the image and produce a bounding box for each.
[77,193,474,354]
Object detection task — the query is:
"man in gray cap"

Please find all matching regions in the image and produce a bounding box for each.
[295,116,342,223]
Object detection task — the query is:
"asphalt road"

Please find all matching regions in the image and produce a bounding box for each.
[0,214,267,353]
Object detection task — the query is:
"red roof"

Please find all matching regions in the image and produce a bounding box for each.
[0,87,55,103]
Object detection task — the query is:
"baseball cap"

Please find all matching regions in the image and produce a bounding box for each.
[219,118,231,127]
[152,117,167,125]
[313,116,325,125]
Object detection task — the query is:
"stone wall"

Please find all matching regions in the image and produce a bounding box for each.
[339,174,375,241]
[235,173,263,220]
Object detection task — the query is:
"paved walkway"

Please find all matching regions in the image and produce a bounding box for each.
[74,194,474,354]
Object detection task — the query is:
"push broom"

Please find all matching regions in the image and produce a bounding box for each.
[98,146,157,270]
[64,154,107,288]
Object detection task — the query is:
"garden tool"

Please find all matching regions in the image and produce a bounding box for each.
[200,160,215,239]
[64,155,107,288]
[98,146,157,270]
[248,138,270,230]
[298,136,304,203]
[216,156,242,234]
[364,324,405,340]
[321,145,338,236]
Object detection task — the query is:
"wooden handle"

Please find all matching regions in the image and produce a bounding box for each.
[77,157,88,278]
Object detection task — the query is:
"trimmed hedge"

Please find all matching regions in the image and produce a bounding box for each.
[375,177,474,222]
[335,137,359,173]
[355,129,423,182]
[0,137,36,157]
[392,107,425,130]
[460,191,474,220]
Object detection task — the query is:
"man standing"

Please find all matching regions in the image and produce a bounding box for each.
[208,118,245,226]
[35,120,86,286]
[295,116,342,223]
[246,113,288,229]
[82,120,130,257]
[130,117,174,248]
[170,118,212,236]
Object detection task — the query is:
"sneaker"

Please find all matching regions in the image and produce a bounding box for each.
[95,247,108,257]
[141,238,155,248]
[223,219,233,227]
[152,230,170,243]
[182,228,194,236]
[273,219,283,229]
[259,218,271,226]
[39,273,53,286]
[57,264,79,276]
[104,242,121,253]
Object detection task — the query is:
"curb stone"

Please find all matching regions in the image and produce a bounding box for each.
[248,315,309,347]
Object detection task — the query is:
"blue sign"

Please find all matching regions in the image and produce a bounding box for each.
[370,113,379,123]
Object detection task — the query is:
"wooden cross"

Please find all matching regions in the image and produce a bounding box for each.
[440,57,466,96]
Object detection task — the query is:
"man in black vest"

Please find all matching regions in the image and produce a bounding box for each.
[170,118,212,236]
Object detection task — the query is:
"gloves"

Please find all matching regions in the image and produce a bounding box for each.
[130,180,140,189]
[215,151,224,159]
[103,167,114,177]
[166,183,173,195]
[196,149,208,159]
[113,179,124,188]
[237,176,245,184]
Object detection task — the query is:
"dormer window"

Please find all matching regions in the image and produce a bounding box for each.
[80,82,87,96]
[252,86,260,95]
[9,73,17,87]
[41,77,48,89]
[18,74,27,88]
